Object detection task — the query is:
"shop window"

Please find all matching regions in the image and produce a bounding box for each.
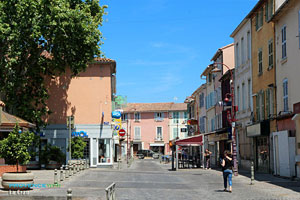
[156,127,163,140]
[98,139,111,163]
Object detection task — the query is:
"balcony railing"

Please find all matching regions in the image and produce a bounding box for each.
[154,137,163,141]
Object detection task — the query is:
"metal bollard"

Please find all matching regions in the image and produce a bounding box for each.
[77,161,80,172]
[67,188,72,200]
[73,163,77,174]
[87,159,89,169]
[81,161,84,170]
[60,166,64,181]
[65,165,69,178]
[54,169,58,184]
[251,161,255,185]
[69,164,73,177]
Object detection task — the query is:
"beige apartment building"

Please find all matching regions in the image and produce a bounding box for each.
[271,0,300,178]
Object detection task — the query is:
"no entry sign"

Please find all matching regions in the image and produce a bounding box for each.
[119,129,126,137]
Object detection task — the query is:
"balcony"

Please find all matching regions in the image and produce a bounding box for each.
[134,136,141,141]
[154,137,163,142]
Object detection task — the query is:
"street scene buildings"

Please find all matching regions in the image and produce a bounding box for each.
[1,0,300,199]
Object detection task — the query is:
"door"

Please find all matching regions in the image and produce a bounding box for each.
[274,135,280,175]
[133,144,139,155]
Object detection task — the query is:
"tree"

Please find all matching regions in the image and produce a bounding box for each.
[0,125,35,172]
[71,137,87,159]
[0,0,107,129]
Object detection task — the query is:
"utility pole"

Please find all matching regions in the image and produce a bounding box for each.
[67,116,74,161]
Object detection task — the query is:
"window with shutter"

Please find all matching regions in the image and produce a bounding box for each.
[266,89,270,119]
[265,1,269,22]
[261,91,265,120]
[283,79,289,112]
[282,26,287,59]
[256,95,260,121]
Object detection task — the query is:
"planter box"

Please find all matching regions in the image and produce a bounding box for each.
[1,172,34,190]
[0,165,27,177]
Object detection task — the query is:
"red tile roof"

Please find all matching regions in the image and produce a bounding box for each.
[94,57,116,63]
[1,111,35,128]
[123,103,187,113]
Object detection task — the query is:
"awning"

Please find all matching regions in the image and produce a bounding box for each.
[150,143,165,147]
[175,135,203,146]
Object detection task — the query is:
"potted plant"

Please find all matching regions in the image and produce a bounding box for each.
[0,125,35,190]
[41,144,65,169]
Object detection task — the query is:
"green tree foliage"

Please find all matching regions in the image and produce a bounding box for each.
[40,144,65,164]
[0,125,35,172]
[0,0,107,128]
[71,137,86,159]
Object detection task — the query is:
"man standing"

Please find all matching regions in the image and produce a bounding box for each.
[204,149,212,169]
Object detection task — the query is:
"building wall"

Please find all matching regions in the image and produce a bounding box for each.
[233,19,253,168]
[45,63,114,125]
[129,112,169,154]
[251,2,276,133]
[169,111,188,140]
[275,0,300,114]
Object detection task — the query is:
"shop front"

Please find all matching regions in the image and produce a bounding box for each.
[208,131,231,167]
[42,124,114,168]
[247,121,270,173]
[174,135,203,170]
[150,143,165,154]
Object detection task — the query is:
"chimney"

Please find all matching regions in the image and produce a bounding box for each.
[0,101,5,126]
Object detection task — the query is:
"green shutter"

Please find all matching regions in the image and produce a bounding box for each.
[262,91,265,120]
[266,90,270,119]
[256,95,260,121]
[265,1,269,21]
[256,13,259,30]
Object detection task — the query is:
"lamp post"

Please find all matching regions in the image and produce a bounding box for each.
[211,62,238,176]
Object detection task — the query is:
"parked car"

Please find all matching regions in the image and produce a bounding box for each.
[152,152,161,159]
[137,150,154,158]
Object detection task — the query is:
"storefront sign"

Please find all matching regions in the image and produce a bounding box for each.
[72,131,88,137]
[112,111,121,119]
[247,123,261,137]
[208,133,229,142]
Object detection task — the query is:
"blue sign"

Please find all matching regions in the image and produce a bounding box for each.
[112,111,121,119]
[72,131,88,137]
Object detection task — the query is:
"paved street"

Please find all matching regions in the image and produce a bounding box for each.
[1,159,300,200]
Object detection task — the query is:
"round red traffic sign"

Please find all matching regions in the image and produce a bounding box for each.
[119,129,126,137]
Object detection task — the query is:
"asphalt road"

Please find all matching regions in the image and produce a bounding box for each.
[0,159,300,200]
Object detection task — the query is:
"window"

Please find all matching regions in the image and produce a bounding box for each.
[283,79,288,112]
[211,118,215,131]
[184,112,188,119]
[156,127,162,140]
[256,8,263,31]
[134,112,141,121]
[265,0,274,21]
[236,43,239,67]
[247,31,251,60]
[248,79,251,108]
[173,127,178,139]
[237,86,240,110]
[155,112,164,121]
[258,48,263,75]
[256,91,265,121]
[241,37,245,64]
[282,26,287,59]
[121,113,128,121]
[98,139,111,163]
[173,112,179,123]
[256,95,260,121]
[266,88,274,118]
[200,93,204,108]
[200,117,205,133]
[242,83,245,110]
[134,127,141,140]
[268,39,273,69]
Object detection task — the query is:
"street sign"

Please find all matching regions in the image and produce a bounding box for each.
[119,129,126,137]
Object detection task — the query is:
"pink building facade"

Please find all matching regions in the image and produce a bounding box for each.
[122,103,187,156]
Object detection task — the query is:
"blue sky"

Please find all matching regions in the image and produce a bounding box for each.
[100,0,258,103]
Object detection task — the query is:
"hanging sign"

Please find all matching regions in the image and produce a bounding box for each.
[112,111,121,119]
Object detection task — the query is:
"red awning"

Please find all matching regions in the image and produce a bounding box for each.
[175,135,203,146]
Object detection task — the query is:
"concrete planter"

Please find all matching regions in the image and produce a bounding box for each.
[1,172,34,190]
[46,161,61,170]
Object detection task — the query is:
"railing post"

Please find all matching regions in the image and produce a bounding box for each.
[67,188,72,200]
[251,161,255,185]
[60,166,64,181]
[65,165,69,178]
[54,169,58,184]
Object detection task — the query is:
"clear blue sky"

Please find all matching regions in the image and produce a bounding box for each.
[100,0,258,103]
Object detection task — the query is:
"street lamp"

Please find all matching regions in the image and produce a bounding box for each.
[211,62,238,176]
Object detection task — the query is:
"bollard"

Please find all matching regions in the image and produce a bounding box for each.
[77,161,80,172]
[69,164,73,177]
[73,163,77,175]
[87,159,89,169]
[54,169,58,184]
[67,188,72,200]
[251,161,255,185]
[81,160,84,171]
[60,166,64,181]
[65,165,69,178]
